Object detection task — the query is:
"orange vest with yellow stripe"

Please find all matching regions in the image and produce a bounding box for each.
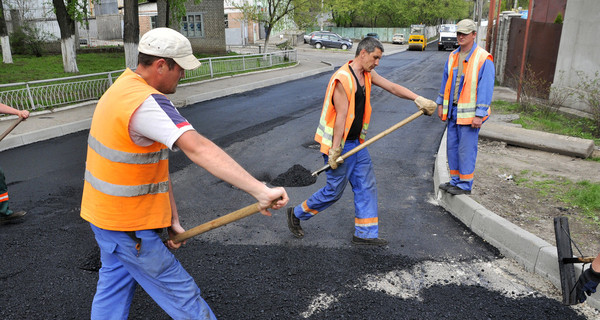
[80,69,171,231]
[314,62,372,154]
[441,46,492,125]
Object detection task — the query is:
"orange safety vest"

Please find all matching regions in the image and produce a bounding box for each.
[314,61,372,154]
[80,69,171,231]
[441,46,492,125]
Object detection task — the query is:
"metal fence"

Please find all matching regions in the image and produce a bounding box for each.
[0,49,297,111]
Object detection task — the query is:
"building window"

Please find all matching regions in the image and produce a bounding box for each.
[181,13,204,38]
[224,14,229,28]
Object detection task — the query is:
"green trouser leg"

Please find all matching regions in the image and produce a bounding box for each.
[0,166,12,216]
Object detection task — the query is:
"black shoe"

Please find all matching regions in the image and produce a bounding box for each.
[0,211,26,224]
[438,182,453,191]
[352,236,388,246]
[447,186,471,195]
[286,207,304,238]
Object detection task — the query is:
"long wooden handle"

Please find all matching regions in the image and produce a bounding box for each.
[0,117,24,142]
[312,110,424,176]
[170,202,266,243]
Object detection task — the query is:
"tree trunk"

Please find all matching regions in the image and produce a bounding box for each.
[263,24,272,53]
[156,0,169,28]
[123,0,140,69]
[52,0,79,73]
[0,0,13,63]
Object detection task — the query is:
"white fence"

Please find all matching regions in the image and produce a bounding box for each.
[0,49,298,111]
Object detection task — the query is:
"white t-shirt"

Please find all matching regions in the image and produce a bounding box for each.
[129,94,194,150]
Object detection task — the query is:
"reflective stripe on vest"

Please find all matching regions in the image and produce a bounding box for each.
[88,135,169,165]
[442,46,491,124]
[314,62,372,154]
[84,170,169,197]
[0,192,8,202]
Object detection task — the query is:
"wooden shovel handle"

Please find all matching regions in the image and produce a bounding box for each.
[311,110,424,176]
[0,117,24,142]
[170,200,277,243]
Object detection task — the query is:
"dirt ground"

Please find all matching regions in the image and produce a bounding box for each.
[471,138,600,259]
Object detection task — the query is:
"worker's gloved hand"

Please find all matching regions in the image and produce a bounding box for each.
[414,96,437,116]
[576,267,600,303]
[328,146,343,170]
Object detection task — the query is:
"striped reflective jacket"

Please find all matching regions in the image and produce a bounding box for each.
[80,69,171,231]
[314,61,372,154]
[441,46,493,124]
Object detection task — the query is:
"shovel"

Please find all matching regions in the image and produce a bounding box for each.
[312,110,424,176]
[554,217,595,305]
[170,200,279,244]
[0,117,25,142]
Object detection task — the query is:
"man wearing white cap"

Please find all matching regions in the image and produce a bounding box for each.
[435,19,495,195]
[80,27,288,319]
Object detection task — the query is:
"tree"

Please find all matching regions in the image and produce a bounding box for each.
[0,0,13,63]
[52,0,79,73]
[290,0,322,30]
[123,0,139,69]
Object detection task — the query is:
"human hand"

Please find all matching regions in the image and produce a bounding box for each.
[257,186,289,216]
[414,96,437,116]
[18,110,30,119]
[437,105,444,121]
[576,267,600,303]
[471,116,483,128]
[328,146,343,170]
[166,223,186,249]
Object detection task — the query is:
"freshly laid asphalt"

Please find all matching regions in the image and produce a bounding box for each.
[1,45,598,311]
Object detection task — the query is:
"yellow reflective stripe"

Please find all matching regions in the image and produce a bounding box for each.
[457,48,486,117]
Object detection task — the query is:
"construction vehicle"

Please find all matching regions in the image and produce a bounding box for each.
[408,24,426,51]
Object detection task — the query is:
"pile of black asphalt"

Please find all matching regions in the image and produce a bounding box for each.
[270,164,317,187]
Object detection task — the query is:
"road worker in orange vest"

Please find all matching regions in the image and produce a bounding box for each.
[436,19,495,195]
[80,28,288,319]
[286,36,437,246]
[0,102,29,224]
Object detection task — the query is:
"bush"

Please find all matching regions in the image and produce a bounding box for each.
[575,71,600,136]
[10,25,49,57]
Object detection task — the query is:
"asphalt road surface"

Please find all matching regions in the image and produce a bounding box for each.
[0,44,589,319]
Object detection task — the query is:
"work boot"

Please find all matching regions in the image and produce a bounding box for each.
[0,211,26,224]
[438,182,453,191]
[352,236,388,246]
[447,186,471,195]
[286,207,304,238]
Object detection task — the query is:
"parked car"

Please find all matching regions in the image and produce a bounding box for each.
[304,30,336,44]
[365,32,379,39]
[310,32,353,50]
[392,33,405,44]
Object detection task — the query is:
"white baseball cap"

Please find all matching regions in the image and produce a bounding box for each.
[138,28,201,70]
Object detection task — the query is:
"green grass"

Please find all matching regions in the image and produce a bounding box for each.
[492,100,600,145]
[0,52,127,84]
[514,170,600,226]
[0,51,242,85]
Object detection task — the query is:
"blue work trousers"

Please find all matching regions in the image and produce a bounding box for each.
[89,224,217,320]
[446,114,480,191]
[293,139,379,238]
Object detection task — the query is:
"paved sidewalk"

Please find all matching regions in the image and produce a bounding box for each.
[1,48,597,310]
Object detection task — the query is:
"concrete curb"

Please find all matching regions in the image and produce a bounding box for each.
[481,122,595,158]
[434,130,600,310]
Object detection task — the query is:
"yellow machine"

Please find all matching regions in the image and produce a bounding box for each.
[408,24,426,51]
